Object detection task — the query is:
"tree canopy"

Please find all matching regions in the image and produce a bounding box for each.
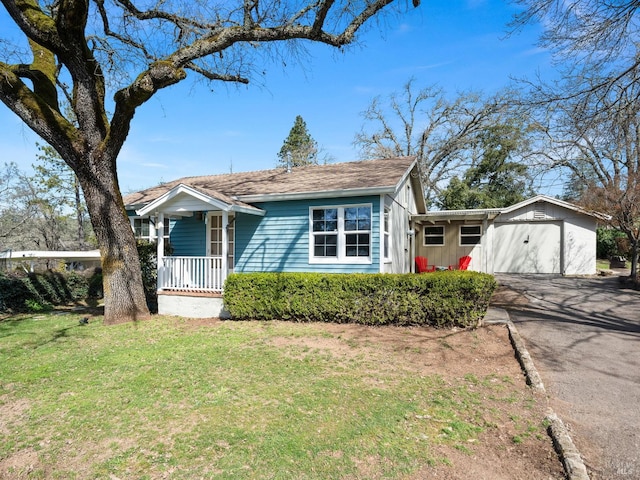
[0,0,414,324]
[438,123,532,210]
[354,78,527,205]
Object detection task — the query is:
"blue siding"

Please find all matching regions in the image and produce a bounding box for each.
[235,196,381,273]
[170,215,206,256]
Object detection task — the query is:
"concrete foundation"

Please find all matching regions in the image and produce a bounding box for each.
[157,291,230,319]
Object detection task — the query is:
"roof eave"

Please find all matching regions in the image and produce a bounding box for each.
[136,183,264,217]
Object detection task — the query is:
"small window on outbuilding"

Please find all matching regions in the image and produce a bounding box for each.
[460,225,482,246]
[423,225,445,246]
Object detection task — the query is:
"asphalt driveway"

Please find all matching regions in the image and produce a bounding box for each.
[493,274,640,480]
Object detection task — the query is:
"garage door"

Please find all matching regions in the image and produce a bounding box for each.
[494,222,561,273]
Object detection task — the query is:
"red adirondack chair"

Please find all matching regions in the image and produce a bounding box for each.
[415,256,436,273]
[449,255,472,271]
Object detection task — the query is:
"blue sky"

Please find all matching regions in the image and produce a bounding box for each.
[0,0,554,194]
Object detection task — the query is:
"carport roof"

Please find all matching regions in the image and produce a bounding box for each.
[413,195,610,223]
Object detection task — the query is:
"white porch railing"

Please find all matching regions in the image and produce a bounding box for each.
[159,256,227,293]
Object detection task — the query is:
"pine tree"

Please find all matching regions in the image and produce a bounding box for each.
[277,116,319,169]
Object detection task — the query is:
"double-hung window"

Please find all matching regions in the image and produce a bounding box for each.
[460,225,482,246]
[132,217,152,241]
[310,205,372,263]
[423,225,445,246]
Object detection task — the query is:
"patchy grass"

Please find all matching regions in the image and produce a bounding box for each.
[0,313,562,479]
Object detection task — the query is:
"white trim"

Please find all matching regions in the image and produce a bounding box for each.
[130,215,156,241]
[206,211,235,268]
[423,225,445,247]
[222,211,229,281]
[459,224,482,247]
[136,183,265,217]
[499,194,609,219]
[156,213,165,290]
[308,203,373,265]
[382,201,391,265]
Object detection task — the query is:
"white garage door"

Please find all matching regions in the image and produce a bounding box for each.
[494,222,562,274]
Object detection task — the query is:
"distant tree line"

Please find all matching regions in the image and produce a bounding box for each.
[0,147,94,254]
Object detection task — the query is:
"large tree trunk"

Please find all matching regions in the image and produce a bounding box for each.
[630,239,639,280]
[78,154,151,325]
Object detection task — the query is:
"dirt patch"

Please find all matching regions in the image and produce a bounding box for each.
[0,318,564,479]
[185,320,564,479]
[289,323,563,479]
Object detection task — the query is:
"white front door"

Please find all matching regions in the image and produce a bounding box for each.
[208,213,235,271]
[494,222,562,274]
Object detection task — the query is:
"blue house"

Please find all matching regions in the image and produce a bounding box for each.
[123,156,426,317]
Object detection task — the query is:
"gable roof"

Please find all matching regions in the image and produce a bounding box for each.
[500,194,610,220]
[124,157,425,212]
[135,184,265,217]
[413,194,609,223]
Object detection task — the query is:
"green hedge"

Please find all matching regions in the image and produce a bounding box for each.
[0,269,103,313]
[223,271,497,328]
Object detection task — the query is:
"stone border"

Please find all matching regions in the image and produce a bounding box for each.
[486,308,590,480]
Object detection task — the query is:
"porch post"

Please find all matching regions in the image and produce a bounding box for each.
[156,212,165,290]
[221,210,229,284]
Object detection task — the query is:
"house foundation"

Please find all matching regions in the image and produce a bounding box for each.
[157,291,230,319]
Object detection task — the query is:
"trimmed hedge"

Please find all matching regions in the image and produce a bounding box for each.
[223,271,497,328]
[0,269,103,313]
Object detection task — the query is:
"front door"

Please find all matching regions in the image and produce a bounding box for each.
[208,213,235,272]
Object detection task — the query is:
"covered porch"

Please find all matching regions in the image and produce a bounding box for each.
[135,183,264,296]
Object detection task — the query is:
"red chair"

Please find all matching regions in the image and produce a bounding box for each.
[415,256,436,273]
[449,255,471,271]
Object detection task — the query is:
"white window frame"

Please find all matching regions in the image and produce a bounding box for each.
[207,212,235,271]
[423,225,445,246]
[459,224,482,246]
[309,204,373,264]
[383,206,391,262]
[131,216,154,241]
[130,216,172,243]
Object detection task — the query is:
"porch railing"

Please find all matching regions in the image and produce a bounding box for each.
[159,256,227,293]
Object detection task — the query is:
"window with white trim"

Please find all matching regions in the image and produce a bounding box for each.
[209,213,235,270]
[383,206,391,261]
[423,225,445,246]
[131,216,172,243]
[460,225,482,246]
[310,205,372,263]
[132,217,151,241]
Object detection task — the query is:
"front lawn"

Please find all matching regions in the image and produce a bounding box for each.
[0,312,563,479]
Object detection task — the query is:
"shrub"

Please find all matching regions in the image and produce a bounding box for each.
[136,241,158,313]
[223,271,497,328]
[597,227,628,259]
[0,272,37,312]
[0,269,103,313]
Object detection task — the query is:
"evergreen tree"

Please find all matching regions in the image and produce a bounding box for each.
[277,116,319,169]
[438,123,533,210]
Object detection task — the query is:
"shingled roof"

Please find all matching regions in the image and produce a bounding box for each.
[124,156,421,208]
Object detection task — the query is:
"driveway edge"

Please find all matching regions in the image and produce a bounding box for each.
[487,308,590,480]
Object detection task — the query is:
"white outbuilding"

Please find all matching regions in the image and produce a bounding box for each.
[412,195,609,276]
